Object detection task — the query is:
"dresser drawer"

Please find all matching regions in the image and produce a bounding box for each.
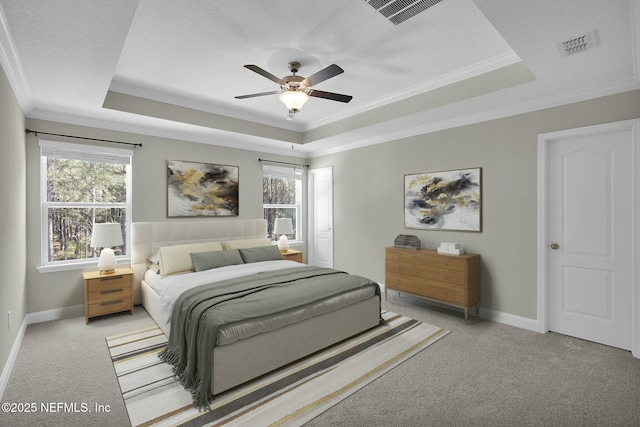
[385,260,466,285]
[386,247,467,271]
[386,272,465,305]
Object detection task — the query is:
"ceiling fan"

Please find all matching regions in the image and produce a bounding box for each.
[235,61,353,116]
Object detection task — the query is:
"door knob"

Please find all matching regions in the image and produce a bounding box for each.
[550,243,559,250]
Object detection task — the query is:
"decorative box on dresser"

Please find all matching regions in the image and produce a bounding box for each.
[83,267,134,324]
[385,247,481,321]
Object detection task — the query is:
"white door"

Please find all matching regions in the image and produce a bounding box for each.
[546,125,634,350]
[308,167,333,268]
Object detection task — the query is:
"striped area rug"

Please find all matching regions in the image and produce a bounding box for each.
[106,311,449,427]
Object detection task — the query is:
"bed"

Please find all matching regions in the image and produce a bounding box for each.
[131,219,382,406]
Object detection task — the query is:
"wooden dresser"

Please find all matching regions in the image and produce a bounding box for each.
[83,267,134,324]
[385,247,481,321]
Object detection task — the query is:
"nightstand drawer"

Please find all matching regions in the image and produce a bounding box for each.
[87,275,131,300]
[88,282,131,303]
[281,250,303,263]
[88,297,132,318]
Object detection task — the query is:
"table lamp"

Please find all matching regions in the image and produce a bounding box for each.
[91,223,123,274]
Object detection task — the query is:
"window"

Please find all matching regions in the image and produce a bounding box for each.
[39,140,132,270]
[263,164,302,241]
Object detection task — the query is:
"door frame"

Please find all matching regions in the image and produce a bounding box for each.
[537,119,640,358]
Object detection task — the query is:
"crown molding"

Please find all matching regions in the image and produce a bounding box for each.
[26,104,305,158]
[306,77,640,158]
[0,3,32,112]
[23,72,640,161]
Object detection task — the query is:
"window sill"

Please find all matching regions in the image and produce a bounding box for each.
[37,258,131,274]
[272,240,304,248]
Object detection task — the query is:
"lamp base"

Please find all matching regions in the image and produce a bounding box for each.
[277,235,290,251]
[97,248,117,275]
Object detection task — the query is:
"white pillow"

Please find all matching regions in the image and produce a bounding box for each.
[146,249,161,274]
[223,238,273,250]
[158,241,223,276]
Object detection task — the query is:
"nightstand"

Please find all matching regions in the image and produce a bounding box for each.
[281,249,303,263]
[83,267,134,324]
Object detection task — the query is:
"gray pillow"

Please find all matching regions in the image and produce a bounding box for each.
[190,249,244,272]
[239,245,284,263]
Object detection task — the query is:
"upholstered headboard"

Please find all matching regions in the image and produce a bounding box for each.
[130,219,268,304]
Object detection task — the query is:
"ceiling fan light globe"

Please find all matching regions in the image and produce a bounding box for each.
[279,90,309,112]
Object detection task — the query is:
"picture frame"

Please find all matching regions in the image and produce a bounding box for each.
[167,160,239,217]
[404,167,481,231]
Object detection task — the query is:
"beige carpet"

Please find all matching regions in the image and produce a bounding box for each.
[106,310,448,427]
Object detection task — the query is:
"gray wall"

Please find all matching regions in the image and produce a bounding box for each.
[0,66,27,376]
[311,90,640,319]
[23,119,302,313]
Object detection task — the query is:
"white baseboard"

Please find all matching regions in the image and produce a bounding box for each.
[478,306,539,332]
[0,317,28,400]
[23,304,84,325]
[0,304,84,400]
[382,283,539,332]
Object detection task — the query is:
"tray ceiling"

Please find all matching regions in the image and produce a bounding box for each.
[0,0,638,156]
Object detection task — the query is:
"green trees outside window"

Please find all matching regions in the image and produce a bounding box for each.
[41,142,131,265]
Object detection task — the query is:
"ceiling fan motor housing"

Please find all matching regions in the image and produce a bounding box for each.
[280,75,307,92]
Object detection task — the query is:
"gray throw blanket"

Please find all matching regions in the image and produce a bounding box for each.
[158,266,381,409]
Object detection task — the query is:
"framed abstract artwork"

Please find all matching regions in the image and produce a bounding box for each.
[404,167,481,231]
[167,160,239,217]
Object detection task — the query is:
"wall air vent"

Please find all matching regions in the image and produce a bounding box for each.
[363,0,444,25]
[556,29,598,58]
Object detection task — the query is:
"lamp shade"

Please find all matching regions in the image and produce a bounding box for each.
[273,218,293,235]
[279,90,309,112]
[91,223,123,248]
[91,223,123,274]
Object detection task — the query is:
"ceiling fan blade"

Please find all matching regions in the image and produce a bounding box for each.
[308,89,353,103]
[303,64,344,87]
[244,65,282,84]
[235,91,279,99]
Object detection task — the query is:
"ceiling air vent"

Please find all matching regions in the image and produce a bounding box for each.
[363,0,444,25]
[556,29,598,58]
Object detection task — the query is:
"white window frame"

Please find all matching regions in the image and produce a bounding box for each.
[262,164,303,244]
[38,140,133,273]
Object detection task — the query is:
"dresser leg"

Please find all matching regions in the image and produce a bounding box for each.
[464,307,469,323]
